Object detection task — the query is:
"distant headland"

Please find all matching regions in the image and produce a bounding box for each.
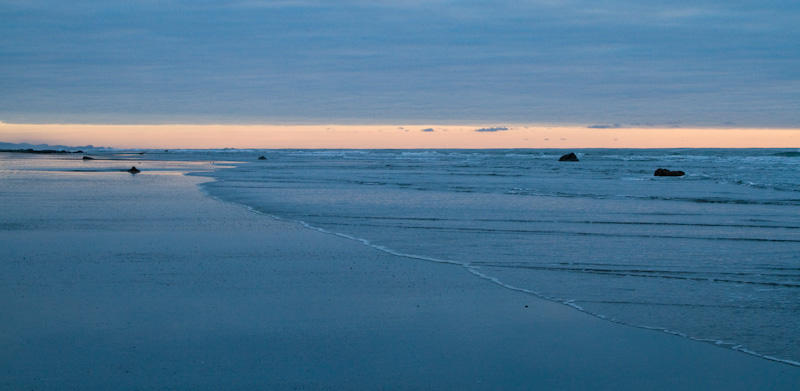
[0,142,110,153]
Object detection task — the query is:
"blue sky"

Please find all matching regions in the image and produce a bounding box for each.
[2,0,798,127]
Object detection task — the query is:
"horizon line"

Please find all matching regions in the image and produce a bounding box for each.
[2,122,799,149]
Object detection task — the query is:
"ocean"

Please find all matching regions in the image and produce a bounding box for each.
[180,148,799,365]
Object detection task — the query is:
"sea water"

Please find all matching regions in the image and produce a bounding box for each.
[179,149,798,365]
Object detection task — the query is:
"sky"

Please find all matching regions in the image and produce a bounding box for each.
[2,123,797,149]
[1,1,799,148]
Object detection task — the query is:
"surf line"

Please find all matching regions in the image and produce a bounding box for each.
[196,184,800,369]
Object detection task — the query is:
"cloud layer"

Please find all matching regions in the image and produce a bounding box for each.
[1,1,798,126]
[474,127,509,132]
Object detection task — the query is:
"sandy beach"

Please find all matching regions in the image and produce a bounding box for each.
[1,153,799,390]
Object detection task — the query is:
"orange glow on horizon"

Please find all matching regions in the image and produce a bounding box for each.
[1,122,798,149]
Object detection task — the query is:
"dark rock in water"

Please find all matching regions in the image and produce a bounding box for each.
[82,156,94,160]
[654,168,685,177]
[558,152,579,162]
[127,166,141,174]
[258,156,267,160]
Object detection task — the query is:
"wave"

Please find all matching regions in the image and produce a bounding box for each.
[320,221,800,243]
[308,215,800,230]
[195,178,800,368]
[473,263,800,288]
[664,196,800,206]
[772,151,800,157]
[727,179,800,193]
[504,188,800,205]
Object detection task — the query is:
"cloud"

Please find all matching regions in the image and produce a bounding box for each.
[474,126,509,132]
[0,1,798,126]
[587,124,621,129]
[420,128,434,132]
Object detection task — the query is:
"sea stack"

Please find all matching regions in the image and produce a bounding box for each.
[127,166,141,174]
[654,168,685,177]
[258,156,267,160]
[558,152,579,162]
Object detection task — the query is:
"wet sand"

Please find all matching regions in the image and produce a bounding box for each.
[1,154,798,390]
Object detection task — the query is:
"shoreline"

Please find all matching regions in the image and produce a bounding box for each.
[1,153,799,390]
[205,189,800,369]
